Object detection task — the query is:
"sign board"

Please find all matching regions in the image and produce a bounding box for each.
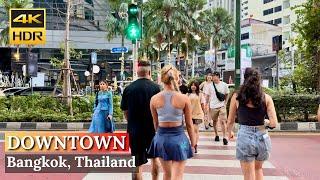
[111,47,128,53]
[31,72,45,87]
[91,52,97,64]
[9,9,46,45]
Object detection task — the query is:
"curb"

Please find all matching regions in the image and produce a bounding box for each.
[0,122,127,131]
[0,122,319,132]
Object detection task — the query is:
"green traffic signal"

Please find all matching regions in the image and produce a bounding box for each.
[128,4,138,15]
[126,3,141,40]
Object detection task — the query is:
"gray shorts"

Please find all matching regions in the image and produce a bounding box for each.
[236,125,272,162]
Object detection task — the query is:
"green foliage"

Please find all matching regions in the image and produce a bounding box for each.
[0,94,123,122]
[292,0,320,92]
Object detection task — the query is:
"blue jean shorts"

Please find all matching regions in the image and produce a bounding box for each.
[236,125,272,162]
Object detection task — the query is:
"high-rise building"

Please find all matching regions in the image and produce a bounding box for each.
[204,0,235,16]
[241,0,307,49]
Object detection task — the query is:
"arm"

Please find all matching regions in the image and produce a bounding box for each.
[150,97,159,131]
[266,95,278,128]
[184,96,196,147]
[108,92,113,116]
[120,88,128,120]
[227,94,237,139]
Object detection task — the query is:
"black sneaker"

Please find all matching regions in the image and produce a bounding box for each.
[194,144,198,154]
[214,136,220,142]
[209,123,214,127]
[223,138,228,145]
[205,125,209,130]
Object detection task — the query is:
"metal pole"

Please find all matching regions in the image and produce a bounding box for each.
[235,0,241,89]
[91,65,94,95]
[192,51,195,78]
[276,50,280,90]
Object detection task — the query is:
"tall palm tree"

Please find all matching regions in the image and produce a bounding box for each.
[0,0,32,46]
[143,0,188,63]
[203,8,235,70]
[105,2,128,49]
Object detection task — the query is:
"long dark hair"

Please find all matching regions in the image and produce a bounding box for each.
[237,68,264,107]
[95,80,109,106]
[188,80,200,96]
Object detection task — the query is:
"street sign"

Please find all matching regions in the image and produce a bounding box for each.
[91,52,97,64]
[111,47,128,53]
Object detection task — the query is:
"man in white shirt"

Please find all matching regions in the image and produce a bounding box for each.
[204,72,230,145]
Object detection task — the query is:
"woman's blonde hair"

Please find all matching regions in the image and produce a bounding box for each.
[161,64,180,91]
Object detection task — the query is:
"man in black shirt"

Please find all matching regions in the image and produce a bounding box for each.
[121,61,160,180]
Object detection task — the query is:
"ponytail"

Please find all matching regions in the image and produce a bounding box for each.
[168,71,179,91]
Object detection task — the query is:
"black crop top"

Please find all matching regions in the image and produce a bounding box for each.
[237,103,267,126]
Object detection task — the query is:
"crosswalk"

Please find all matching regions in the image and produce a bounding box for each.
[83,135,288,180]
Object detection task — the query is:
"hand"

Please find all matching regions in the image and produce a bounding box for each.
[228,131,236,141]
[107,115,112,120]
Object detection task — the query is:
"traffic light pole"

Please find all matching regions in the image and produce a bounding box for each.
[235,0,241,89]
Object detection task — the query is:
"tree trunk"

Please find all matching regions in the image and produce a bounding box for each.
[63,0,73,116]
[316,50,320,92]
[185,33,189,79]
[214,46,217,71]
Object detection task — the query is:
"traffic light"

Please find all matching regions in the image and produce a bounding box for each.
[126,3,141,41]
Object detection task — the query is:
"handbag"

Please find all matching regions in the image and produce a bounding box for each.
[213,82,225,102]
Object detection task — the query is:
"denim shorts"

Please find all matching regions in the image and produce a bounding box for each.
[236,125,272,162]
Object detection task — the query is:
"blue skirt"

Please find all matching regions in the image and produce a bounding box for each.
[89,110,114,133]
[148,126,193,161]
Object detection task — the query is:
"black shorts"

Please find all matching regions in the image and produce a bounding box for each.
[129,132,155,166]
[192,119,203,125]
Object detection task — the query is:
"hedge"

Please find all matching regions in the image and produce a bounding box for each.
[0,94,123,122]
[0,93,318,122]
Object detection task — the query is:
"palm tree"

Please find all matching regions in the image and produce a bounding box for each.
[143,0,189,63]
[203,8,235,70]
[0,0,32,46]
[105,2,128,50]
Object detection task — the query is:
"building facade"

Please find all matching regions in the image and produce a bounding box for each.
[241,0,307,49]
[0,0,132,88]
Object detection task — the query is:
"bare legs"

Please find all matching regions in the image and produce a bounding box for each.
[159,158,186,180]
[240,160,265,180]
[132,158,160,180]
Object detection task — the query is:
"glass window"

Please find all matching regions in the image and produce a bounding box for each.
[263,8,274,16]
[266,20,274,24]
[241,33,249,40]
[283,15,290,24]
[283,0,290,9]
[274,6,282,12]
[274,18,282,25]
[263,0,273,4]
[84,7,94,20]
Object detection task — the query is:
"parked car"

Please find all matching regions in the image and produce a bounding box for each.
[8,87,62,96]
[0,87,27,97]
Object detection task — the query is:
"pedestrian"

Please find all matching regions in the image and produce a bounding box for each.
[200,73,213,130]
[317,97,320,122]
[204,72,230,145]
[121,61,160,180]
[148,64,195,180]
[188,80,204,153]
[89,80,114,133]
[227,68,277,180]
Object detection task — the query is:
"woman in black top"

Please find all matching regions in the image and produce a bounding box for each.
[227,68,277,180]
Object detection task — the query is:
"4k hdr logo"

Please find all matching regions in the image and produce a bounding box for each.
[9,9,46,45]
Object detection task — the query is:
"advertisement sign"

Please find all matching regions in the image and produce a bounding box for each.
[9,9,46,45]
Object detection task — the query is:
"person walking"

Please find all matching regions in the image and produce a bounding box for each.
[204,72,230,145]
[148,65,195,180]
[200,73,213,130]
[188,80,204,153]
[121,61,160,180]
[89,80,114,133]
[227,68,277,180]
